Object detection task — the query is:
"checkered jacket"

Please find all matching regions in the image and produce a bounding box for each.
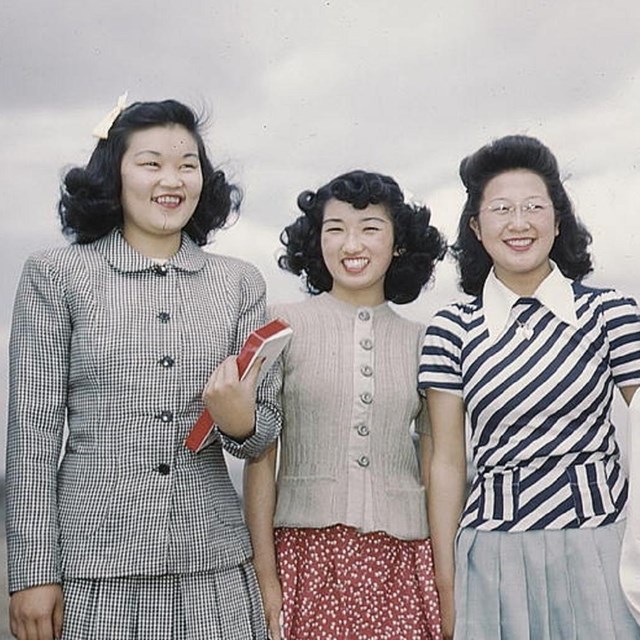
[5,229,282,593]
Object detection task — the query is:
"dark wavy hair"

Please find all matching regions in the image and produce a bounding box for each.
[453,135,593,296]
[58,99,241,245]
[278,170,446,304]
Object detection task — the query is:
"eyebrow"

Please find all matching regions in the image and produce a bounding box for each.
[360,216,390,223]
[488,194,548,201]
[133,150,199,159]
[321,215,389,225]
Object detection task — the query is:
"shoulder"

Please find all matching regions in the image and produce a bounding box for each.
[573,281,639,316]
[268,297,317,324]
[429,296,483,328]
[22,242,98,280]
[202,251,266,291]
[203,251,263,277]
[27,241,89,264]
[387,308,426,340]
[422,297,483,351]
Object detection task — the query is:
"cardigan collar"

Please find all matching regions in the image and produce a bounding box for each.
[482,261,578,342]
[96,228,208,274]
[317,291,394,318]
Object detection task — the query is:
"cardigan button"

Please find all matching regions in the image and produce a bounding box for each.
[359,338,373,351]
[358,310,371,321]
[155,463,171,476]
[360,364,373,377]
[357,455,370,468]
[153,264,168,276]
[360,392,373,405]
[356,424,370,436]
[156,410,173,423]
[157,311,171,323]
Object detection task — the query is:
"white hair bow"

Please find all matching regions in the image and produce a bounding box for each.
[92,92,128,139]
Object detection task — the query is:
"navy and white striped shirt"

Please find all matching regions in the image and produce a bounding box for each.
[419,272,640,532]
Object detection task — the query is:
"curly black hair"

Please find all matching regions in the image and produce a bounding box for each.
[453,134,593,296]
[58,99,241,245]
[278,170,446,304]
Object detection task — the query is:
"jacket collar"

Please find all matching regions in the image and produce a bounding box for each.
[96,228,207,274]
[482,261,578,342]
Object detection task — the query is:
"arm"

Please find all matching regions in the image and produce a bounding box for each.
[206,263,282,459]
[6,255,70,637]
[621,385,638,406]
[417,398,433,494]
[243,443,283,639]
[426,388,467,640]
[621,386,640,624]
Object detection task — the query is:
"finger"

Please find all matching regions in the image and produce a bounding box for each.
[35,615,54,640]
[9,615,21,640]
[243,356,265,387]
[53,594,64,639]
[23,618,40,640]
[268,619,282,640]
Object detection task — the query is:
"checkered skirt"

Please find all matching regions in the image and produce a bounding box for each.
[61,563,267,639]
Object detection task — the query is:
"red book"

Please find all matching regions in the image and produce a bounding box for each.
[184,318,292,453]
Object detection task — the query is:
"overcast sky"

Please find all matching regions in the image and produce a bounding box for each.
[1,0,639,473]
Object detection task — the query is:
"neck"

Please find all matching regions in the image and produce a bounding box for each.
[494,262,552,296]
[328,287,386,308]
[122,227,182,259]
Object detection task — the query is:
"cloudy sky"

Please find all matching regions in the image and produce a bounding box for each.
[1,0,639,472]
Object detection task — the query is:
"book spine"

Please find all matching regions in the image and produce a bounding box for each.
[184,409,215,453]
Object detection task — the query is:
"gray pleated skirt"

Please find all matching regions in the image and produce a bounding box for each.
[455,521,640,639]
[61,563,267,639]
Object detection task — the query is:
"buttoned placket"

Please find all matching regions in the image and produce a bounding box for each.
[347,307,376,530]
[151,262,178,481]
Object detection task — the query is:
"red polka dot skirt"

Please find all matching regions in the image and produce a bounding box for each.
[275,525,442,639]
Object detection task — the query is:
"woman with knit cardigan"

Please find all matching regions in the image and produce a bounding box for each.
[244,170,446,639]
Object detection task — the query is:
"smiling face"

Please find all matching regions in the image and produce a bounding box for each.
[320,198,395,306]
[120,124,203,257]
[470,169,559,295]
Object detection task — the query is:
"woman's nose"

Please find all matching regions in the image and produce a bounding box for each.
[508,209,531,230]
[159,169,183,187]
[343,231,363,252]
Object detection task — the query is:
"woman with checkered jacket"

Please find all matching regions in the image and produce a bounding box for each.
[6,99,281,639]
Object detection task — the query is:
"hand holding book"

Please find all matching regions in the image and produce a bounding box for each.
[185,319,292,453]
[200,355,263,442]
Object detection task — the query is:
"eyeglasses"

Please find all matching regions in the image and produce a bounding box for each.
[482,200,552,217]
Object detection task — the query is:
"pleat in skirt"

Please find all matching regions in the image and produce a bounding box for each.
[275,524,442,640]
[61,562,267,639]
[454,520,640,639]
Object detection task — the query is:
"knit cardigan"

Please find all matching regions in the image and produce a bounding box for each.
[269,293,429,541]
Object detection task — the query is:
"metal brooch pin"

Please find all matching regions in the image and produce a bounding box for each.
[516,322,534,340]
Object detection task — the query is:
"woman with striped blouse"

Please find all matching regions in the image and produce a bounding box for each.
[419,135,640,639]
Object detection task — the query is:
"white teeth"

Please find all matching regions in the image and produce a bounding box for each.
[506,238,533,247]
[155,195,181,205]
[343,258,369,269]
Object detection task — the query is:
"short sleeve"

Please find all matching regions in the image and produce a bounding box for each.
[418,306,465,397]
[600,291,640,388]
